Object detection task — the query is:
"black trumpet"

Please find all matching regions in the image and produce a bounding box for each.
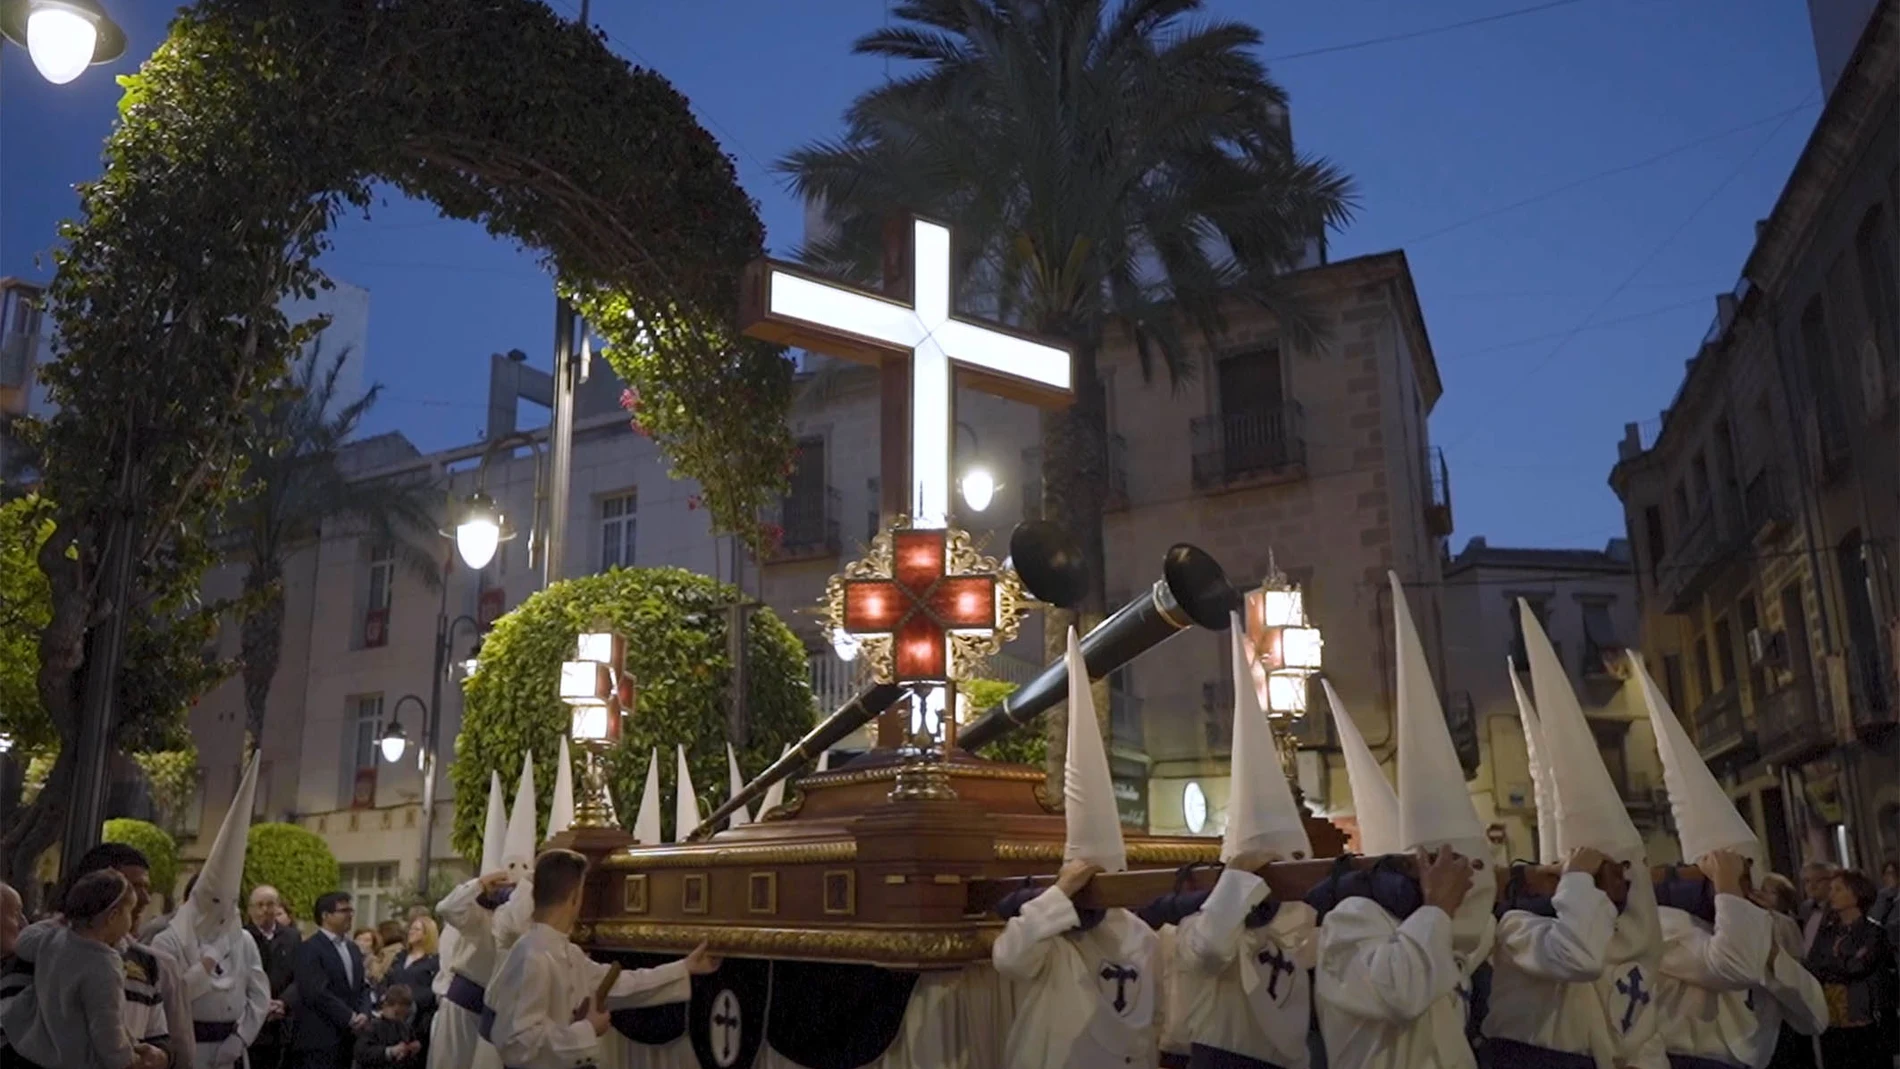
[958,542,1242,753]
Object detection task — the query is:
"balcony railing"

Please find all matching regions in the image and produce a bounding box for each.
[770,486,841,562]
[1190,403,1306,491]
[1742,467,1794,538]
[1692,684,1747,757]
[1754,683,1830,764]
[807,649,865,715]
[1425,447,1453,536]
[1659,496,1747,613]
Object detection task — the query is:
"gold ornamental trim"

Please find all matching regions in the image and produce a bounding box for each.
[600,840,858,870]
[588,920,997,965]
[993,840,1223,864]
[797,761,1044,791]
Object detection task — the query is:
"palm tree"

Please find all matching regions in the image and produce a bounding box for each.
[230,345,440,753]
[782,0,1356,779]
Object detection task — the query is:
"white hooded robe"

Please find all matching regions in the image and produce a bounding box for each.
[430,878,507,1069]
[152,910,270,1069]
[1314,894,1489,1069]
[992,886,1159,1069]
[1654,895,1776,1068]
[1173,869,1316,1069]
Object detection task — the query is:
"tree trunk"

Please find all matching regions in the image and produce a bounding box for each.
[1038,343,1112,804]
[1,744,77,899]
[240,561,286,752]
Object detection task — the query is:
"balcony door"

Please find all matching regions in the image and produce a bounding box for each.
[783,437,826,544]
[1216,347,1285,474]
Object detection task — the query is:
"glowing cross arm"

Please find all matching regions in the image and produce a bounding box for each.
[767,272,927,351]
[934,321,1072,393]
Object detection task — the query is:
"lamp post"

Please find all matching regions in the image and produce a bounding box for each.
[1243,557,1323,779]
[448,431,546,577]
[0,0,125,84]
[559,630,634,829]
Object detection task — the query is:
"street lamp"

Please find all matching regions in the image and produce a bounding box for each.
[955,421,998,513]
[447,432,546,575]
[1243,555,1323,776]
[379,695,426,765]
[0,0,126,84]
[453,493,505,571]
[560,629,634,828]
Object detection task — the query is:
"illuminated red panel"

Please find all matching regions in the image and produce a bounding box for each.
[895,611,947,679]
[842,579,904,631]
[892,530,947,592]
[927,576,997,630]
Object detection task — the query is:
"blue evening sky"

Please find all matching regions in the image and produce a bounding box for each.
[0,0,1825,549]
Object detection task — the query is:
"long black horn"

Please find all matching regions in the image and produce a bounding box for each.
[958,543,1241,753]
[687,681,904,841]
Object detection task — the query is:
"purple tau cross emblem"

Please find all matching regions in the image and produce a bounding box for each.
[1615,966,1649,1034]
[1256,946,1296,1001]
[1099,963,1140,1014]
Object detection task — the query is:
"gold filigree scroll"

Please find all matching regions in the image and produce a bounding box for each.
[822,517,1029,685]
[588,920,998,967]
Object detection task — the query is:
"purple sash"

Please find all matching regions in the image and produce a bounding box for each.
[1187,1043,1289,1069]
[445,973,486,1016]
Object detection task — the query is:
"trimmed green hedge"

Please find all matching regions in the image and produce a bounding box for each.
[961,678,1046,768]
[242,823,339,924]
[102,819,179,902]
[453,567,818,851]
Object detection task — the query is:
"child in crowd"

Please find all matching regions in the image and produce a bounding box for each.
[356,983,424,1069]
[0,869,168,1069]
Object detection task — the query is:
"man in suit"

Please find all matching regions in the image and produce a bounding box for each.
[246,885,301,1069]
[291,892,368,1069]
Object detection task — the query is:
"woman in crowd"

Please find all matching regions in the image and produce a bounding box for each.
[1755,872,1819,1069]
[0,870,165,1069]
[381,917,440,1063]
[1805,869,1894,1066]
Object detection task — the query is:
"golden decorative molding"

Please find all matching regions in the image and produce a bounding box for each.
[600,840,857,870]
[993,840,1222,864]
[588,921,997,965]
[798,761,1043,792]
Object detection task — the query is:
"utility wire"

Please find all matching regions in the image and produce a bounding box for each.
[1266,0,1589,62]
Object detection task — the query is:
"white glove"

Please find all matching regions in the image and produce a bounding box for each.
[215,1036,246,1069]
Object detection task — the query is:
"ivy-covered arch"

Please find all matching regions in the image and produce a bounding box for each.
[9,0,791,885]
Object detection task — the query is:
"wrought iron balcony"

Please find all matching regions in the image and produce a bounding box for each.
[1190,403,1306,491]
[1692,683,1747,758]
[1742,467,1794,539]
[1425,446,1453,536]
[1754,683,1830,764]
[1659,497,1747,613]
[769,486,842,562]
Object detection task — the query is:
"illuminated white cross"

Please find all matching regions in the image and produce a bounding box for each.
[745,218,1073,527]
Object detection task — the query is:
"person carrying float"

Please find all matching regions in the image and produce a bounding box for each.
[153,755,272,1069]
[1483,604,1663,1069]
[492,740,577,955]
[1165,617,1319,1069]
[428,758,526,1069]
[1312,573,1495,1069]
[992,627,1161,1069]
[484,849,715,1069]
[1635,655,1823,1069]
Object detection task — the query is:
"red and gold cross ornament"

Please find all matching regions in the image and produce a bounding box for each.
[826,520,1028,684]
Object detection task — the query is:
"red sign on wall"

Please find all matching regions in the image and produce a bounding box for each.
[363,609,389,648]
[478,589,505,629]
[351,767,377,810]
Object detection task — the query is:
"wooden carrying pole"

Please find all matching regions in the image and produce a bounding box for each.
[966,859,1705,916]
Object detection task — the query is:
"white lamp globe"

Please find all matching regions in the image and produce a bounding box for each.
[830,627,861,663]
[454,494,503,570]
[378,724,407,764]
[25,5,96,84]
[959,467,995,513]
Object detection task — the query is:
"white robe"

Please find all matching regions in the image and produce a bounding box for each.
[1745,912,1826,1069]
[1481,872,1623,1068]
[991,887,1159,1069]
[1313,899,1474,1069]
[1173,870,1315,1069]
[431,878,506,1069]
[151,921,271,1069]
[1655,896,1772,1067]
[485,923,691,1069]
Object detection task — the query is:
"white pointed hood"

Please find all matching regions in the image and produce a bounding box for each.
[725,743,751,827]
[480,771,507,873]
[760,744,792,815]
[1509,665,1560,864]
[674,745,701,843]
[1062,627,1127,871]
[1522,602,1645,862]
[176,753,262,949]
[632,750,662,846]
[501,752,537,880]
[1323,679,1399,855]
[1391,573,1486,858]
[1224,617,1312,862]
[546,736,575,841]
[1632,651,1760,863]
[816,749,830,773]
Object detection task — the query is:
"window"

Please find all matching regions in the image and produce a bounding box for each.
[1643,506,1666,580]
[339,863,400,929]
[346,695,382,810]
[1800,296,1849,461]
[1713,615,1737,690]
[1509,597,1551,670]
[598,492,636,571]
[1590,722,1629,797]
[362,542,393,648]
[780,437,828,548]
[1215,347,1290,474]
[1694,637,1714,703]
[1662,653,1687,716]
[1738,594,1767,702]
[1856,205,1897,364]
[1579,599,1619,676]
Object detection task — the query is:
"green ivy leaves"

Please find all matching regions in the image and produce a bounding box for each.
[451,567,817,855]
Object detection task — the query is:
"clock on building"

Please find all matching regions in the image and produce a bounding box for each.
[1183,781,1208,835]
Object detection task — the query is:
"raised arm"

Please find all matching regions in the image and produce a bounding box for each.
[1178,868,1268,976]
[1658,897,1770,992]
[1493,872,1617,983]
[1316,897,1461,1023]
[991,886,1081,982]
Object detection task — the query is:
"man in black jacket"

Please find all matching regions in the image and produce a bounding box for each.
[246,885,301,1069]
[290,892,368,1069]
